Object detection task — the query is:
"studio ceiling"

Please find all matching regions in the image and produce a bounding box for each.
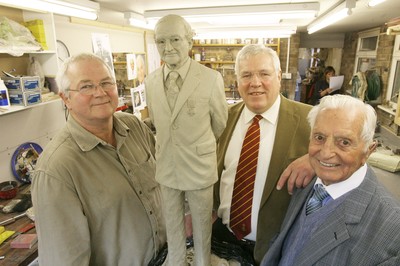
[94,0,400,35]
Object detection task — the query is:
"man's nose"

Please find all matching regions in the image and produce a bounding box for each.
[165,40,174,50]
[250,73,262,86]
[320,139,336,157]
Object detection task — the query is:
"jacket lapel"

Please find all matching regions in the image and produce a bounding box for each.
[297,168,377,265]
[259,96,302,207]
[171,61,200,120]
[154,67,172,115]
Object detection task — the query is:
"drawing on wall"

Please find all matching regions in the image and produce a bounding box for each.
[135,53,146,87]
[92,33,114,72]
[146,43,161,74]
[126,53,137,81]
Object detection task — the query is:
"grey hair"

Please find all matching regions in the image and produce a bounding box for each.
[55,53,115,96]
[307,95,377,151]
[154,14,195,42]
[235,44,281,76]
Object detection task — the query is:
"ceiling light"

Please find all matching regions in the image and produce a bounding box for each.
[144,2,319,29]
[307,0,356,34]
[368,0,386,7]
[124,12,155,30]
[194,26,297,39]
[0,0,99,20]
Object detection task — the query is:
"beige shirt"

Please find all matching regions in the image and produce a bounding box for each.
[32,112,166,266]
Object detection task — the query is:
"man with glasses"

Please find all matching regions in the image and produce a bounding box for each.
[31,53,166,265]
[145,14,228,266]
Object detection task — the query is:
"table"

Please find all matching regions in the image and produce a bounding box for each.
[0,184,37,266]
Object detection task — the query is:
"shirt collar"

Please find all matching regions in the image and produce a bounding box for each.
[315,164,367,200]
[67,113,129,152]
[163,57,191,82]
[242,95,280,125]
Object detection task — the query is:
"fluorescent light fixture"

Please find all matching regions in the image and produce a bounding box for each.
[124,12,155,30]
[307,0,356,34]
[0,0,99,20]
[368,0,386,7]
[194,26,297,39]
[144,2,319,28]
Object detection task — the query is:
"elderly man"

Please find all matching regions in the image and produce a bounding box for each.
[261,95,400,266]
[32,53,166,265]
[213,44,314,265]
[145,14,228,266]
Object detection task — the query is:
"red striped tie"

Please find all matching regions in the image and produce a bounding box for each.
[230,114,262,240]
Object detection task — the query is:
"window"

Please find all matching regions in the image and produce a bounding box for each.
[354,28,380,74]
[359,36,378,51]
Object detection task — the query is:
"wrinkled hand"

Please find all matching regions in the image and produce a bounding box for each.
[276,154,315,194]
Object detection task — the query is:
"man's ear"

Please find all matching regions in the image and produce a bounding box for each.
[59,92,71,110]
[367,140,378,157]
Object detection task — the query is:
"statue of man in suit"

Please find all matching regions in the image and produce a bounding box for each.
[261,95,400,266]
[145,14,228,266]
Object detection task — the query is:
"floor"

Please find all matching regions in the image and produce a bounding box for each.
[371,126,400,200]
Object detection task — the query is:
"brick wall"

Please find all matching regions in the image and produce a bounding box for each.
[279,34,300,100]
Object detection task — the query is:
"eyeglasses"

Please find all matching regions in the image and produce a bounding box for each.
[239,71,275,82]
[68,81,116,95]
[155,37,184,48]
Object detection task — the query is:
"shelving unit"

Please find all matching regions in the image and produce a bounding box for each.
[0,7,65,183]
[191,39,280,99]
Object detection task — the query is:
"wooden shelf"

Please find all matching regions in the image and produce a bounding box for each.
[199,60,235,64]
[193,43,279,47]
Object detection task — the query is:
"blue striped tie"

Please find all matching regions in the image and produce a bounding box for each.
[306,184,330,215]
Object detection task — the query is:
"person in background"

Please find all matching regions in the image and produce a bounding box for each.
[31,53,166,265]
[145,14,228,266]
[261,94,400,266]
[213,44,315,265]
[312,66,337,105]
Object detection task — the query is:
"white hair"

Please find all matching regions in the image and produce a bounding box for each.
[307,94,377,151]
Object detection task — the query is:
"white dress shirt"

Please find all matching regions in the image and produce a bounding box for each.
[218,96,281,241]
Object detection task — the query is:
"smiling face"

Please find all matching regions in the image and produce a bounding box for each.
[309,108,375,185]
[237,53,281,114]
[155,17,192,69]
[61,58,118,128]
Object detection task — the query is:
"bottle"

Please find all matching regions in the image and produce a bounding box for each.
[0,79,10,109]
[201,48,206,61]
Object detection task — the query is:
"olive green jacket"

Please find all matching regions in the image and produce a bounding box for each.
[214,95,312,264]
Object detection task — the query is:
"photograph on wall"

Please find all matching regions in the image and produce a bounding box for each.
[92,33,114,72]
[130,84,145,112]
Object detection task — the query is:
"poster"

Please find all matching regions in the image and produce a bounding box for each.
[92,33,114,72]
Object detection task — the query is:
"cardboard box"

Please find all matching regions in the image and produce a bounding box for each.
[23,19,48,50]
[3,76,40,91]
[9,90,42,106]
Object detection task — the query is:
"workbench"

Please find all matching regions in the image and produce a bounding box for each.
[0,184,37,266]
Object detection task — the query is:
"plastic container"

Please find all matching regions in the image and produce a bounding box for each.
[0,79,10,109]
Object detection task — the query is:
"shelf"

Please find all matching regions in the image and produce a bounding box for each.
[193,43,279,47]
[0,97,62,117]
[198,60,235,64]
